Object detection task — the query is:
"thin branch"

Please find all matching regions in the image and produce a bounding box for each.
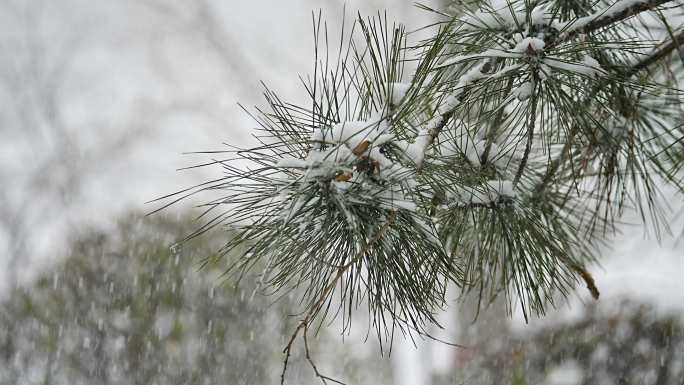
[280,211,397,385]
[536,27,684,195]
[304,325,346,385]
[549,0,676,48]
[513,77,539,188]
[449,197,514,210]
[421,0,676,163]
[571,264,601,300]
[625,29,684,77]
[419,60,494,164]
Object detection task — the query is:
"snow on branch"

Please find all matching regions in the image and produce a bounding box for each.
[157,4,684,383]
[552,0,676,45]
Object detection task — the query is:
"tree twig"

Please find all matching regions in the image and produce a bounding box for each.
[571,264,600,300]
[280,211,397,385]
[423,0,676,151]
[303,324,346,385]
[625,29,684,77]
[512,77,539,188]
[535,26,683,196]
[549,0,676,48]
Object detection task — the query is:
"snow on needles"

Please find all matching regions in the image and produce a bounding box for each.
[543,55,605,78]
[447,179,516,207]
[530,3,553,27]
[458,0,527,31]
[513,37,545,54]
[390,82,410,107]
[276,112,418,216]
[437,37,544,69]
[512,81,534,101]
[278,118,403,178]
[555,0,652,34]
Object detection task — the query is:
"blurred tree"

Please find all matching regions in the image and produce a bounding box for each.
[0,214,394,385]
[0,215,276,384]
[454,301,684,385]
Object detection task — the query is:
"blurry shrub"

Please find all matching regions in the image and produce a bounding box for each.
[0,214,286,385]
[0,214,393,385]
[453,302,684,385]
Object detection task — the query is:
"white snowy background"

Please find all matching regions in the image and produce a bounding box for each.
[1,1,682,384]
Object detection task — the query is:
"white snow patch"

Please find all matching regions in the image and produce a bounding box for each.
[581,55,605,77]
[487,180,514,198]
[438,50,523,68]
[556,0,649,34]
[449,179,515,206]
[390,82,410,106]
[436,62,489,118]
[513,37,545,54]
[276,157,310,168]
[396,129,432,166]
[544,57,604,77]
[465,140,487,165]
[459,0,527,31]
[512,81,534,101]
[530,3,553,26]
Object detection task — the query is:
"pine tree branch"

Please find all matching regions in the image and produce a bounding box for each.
[513,77,540,188]
[450,198,514,210]
[280,211,397,385]
[548,0,677,48]
[418,60,495,167]
[421,0,676,164]
[535,30,684,196]
[625,29,684,77]
[164,5,684,376]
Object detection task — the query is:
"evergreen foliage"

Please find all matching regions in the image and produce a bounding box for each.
[0,216,276,385]
[454,301,684,385]
[155,1,684,383]
[0,215,393,385]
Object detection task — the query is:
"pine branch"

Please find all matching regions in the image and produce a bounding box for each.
[420,0,678,166]
[512,77,539,188]
[549,0,677,47]
[280,211,397,385]
[417,60,494,169]
[157,3,684,379]
[535,31,684,196]
[625,28,684,76]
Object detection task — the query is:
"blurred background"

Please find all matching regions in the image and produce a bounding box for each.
[0,1,682,384]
